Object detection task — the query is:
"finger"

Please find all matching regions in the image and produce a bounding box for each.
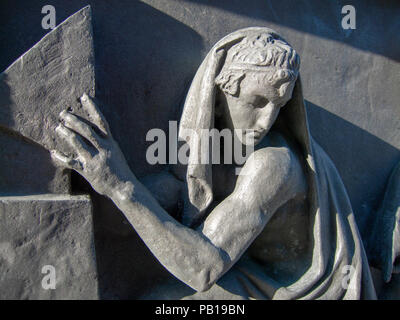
[50,150,83,171]
[60,111,103,150]
[80,93,110,136]
[55,124,92,160]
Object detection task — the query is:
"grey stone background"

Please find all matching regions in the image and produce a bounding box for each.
[0,0,399,298]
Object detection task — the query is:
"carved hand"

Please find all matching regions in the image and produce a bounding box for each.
[51,93,134,198]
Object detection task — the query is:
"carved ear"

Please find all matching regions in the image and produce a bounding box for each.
[215,70,245,96]
[279,81,292,98]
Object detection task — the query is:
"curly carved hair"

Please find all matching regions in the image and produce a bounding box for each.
[215,32,300,96]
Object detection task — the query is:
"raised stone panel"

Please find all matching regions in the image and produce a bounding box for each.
[0,194,98,299]
[0,5,95,154]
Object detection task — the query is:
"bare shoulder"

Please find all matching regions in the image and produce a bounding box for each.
[200,139,307,254]
[237,145,303,187]
[235,140,307,212]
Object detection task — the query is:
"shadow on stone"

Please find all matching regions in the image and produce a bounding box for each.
[0,1,204,299]
[72,2,204,299]
[305,100,400,244]
[182,0,400,62]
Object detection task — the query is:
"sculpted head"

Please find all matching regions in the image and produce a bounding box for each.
[215,32,300,145]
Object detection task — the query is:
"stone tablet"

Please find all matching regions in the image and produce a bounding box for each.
[0,6,95,153]
[0,194,97,299]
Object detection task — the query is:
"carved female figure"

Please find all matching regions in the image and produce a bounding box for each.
[51,28,377,299]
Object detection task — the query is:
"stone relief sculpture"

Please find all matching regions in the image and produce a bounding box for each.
[49,27,380,299]
[0,7,95,154]
[0,7,97,299]
[1,6,399,300]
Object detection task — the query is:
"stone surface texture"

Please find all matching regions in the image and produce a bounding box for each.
[0,0,398,299]
[0,6,98,300]
[0,195,97,299]
[0,6,95,152]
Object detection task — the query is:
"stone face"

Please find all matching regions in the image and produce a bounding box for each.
[0,6,95,153]
[0,194,97,299]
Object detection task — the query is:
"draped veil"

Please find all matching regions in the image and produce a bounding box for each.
[178,28,376,299]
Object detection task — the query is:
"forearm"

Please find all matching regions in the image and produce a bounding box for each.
[107,174,228,291]
[52,94,229,291]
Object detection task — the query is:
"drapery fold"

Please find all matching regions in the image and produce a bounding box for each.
[178,27,377,299]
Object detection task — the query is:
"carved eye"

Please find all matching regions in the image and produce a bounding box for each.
[250,96,268,108]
